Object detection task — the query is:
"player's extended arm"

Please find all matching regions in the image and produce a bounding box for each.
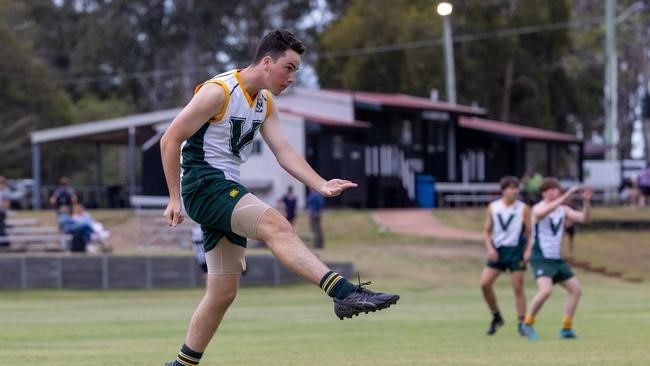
[160,83,225,226]
[522,204,533,261]
[564,188,593,224]
[532,186,578,221]
[261,100,356,197]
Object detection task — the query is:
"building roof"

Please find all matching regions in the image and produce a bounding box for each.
[28,87,368,145]
[458,116,580,143]
[30,108,182,144]
[279,107,370,128]
[328,90,487,115]
[273,87,369,128]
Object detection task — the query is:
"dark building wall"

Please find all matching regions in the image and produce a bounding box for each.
[357,107,450,178]
[141,143,168,196]
[456,128,519,182]
[305,123,368,207]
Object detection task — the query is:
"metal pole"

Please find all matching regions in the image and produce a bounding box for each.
[128,126,137,203]
[442,15,457,104]
[95,143,103,208]
[31,143,41,209]
[604,0,618,160]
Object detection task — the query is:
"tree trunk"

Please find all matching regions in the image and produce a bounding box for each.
[180,0,198,102]
[500,58,514,123]
[499,0,517,123]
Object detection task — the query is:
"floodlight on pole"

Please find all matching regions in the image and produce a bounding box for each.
[437,2,453,16]
[437,2,456,104]
[437,2,457,182]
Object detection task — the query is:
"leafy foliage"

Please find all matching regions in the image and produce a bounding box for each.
[0,12,74,179]
[316,0,579,131]
[0,0,341,181]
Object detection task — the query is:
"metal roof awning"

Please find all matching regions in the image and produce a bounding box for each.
[278,107,370,128]
[29,107,183,209]
[458,116,580,143]
[328,90,487,115]
[30,108,183,144]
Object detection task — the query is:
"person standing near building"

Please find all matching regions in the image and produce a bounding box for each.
[522,171,543,205]
[0,176,11,246]
[278,185,297,225]
[160,29,399,366]
[191,224,208,277]
[521,178,592,340]
[480,176,531,336]
[306,187,325,249]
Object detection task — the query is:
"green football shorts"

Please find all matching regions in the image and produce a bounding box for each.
[486,245,526,272]
[182,177,249,251]
[530,258,574,283]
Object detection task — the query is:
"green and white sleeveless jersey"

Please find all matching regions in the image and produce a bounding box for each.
[489,199,525,248]
[532,205,565,260]
[181,69,272,185]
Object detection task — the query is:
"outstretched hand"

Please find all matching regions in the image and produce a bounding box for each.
[319,179,358,197]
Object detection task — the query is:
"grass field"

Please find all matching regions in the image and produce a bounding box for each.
[1,277,649,365]
[2,208,649,365]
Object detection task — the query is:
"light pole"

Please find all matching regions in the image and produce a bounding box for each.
[604,0,646,161]
[437,2,457,181]
[437,2,456,104]
[604,0,618,161]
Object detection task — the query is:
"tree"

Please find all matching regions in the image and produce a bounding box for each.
[0,10,74,179]
[21,0,333,111]
[1,0,338,183]
[316,0,580,132]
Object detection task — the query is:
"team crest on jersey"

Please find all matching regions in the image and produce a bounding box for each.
[229,188,239,198]
[255,97,264,113]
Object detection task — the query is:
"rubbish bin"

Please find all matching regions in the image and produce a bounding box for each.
[415,174,436,208]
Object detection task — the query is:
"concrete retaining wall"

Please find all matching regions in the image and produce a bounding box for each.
[0,255,355,289]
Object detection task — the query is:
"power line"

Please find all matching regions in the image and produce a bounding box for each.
[57,16,607,86]
[60,66,216,86]
[316,16,604,59]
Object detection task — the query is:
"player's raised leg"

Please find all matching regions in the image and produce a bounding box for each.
[254,202,399,319]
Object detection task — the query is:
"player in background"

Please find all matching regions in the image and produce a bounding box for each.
[521,178,592,340]
[480,176,532,336]
[160,29,399,366]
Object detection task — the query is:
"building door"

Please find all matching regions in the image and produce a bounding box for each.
[340,143,367,208]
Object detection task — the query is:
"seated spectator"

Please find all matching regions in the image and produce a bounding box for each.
[638,168,650,207]
[49,177,78,211]
[619,178,644,208]
[71,203,112,253]
[0,176,10,246]
[58,205,93,252]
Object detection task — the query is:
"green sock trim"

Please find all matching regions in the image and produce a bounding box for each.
[320,271,356,300]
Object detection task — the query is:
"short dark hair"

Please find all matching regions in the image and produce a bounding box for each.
[539,177,561,193]
[253,29,306,64]
[499,176,520,190]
